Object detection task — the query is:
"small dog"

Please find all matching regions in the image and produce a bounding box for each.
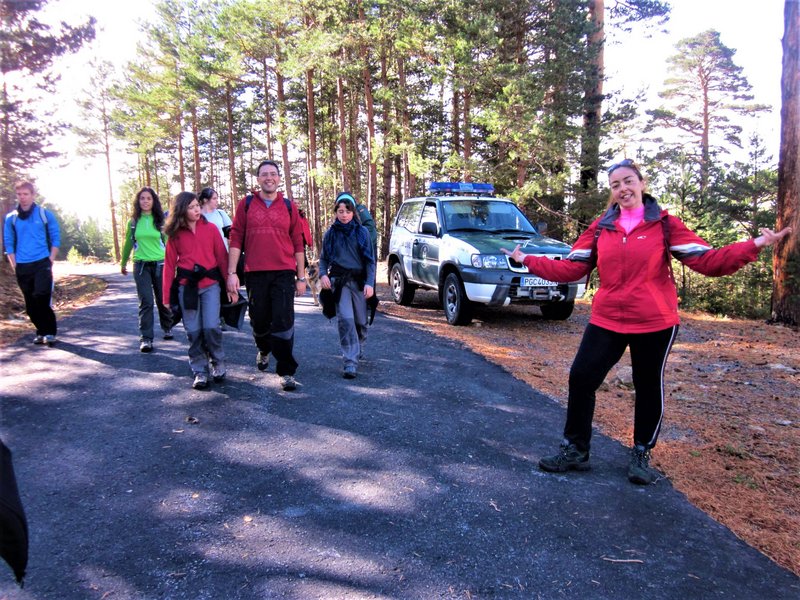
[306,259,322,306]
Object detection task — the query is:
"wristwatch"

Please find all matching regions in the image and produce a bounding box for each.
[227,271,237,275]
[296,277,306,282]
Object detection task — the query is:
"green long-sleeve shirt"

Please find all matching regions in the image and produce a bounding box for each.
[120,215,166,266]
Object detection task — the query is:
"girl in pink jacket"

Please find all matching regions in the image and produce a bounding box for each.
[504,159,792,485]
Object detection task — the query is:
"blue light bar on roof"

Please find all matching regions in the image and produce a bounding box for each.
[429,181,495,195]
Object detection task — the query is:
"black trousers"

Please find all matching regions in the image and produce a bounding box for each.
[564,323,679,453]
[245,270,298,376]
[15,258,57,336]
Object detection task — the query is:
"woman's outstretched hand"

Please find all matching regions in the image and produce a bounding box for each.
[501,244,526,263]
[754,226,793,248]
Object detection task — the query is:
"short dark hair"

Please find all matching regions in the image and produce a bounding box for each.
[198,187,216,203]
[256,160,281,176]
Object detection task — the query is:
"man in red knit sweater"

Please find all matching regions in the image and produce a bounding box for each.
[226,160,307,391]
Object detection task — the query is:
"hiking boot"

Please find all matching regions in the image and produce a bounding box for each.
[343,365,357,379]
[539,443,591,473]
[628,445,657,485]
[140,339,153,353]
[256,351,270,371]
[192,373,209,390]
[211,364,226,383]
[280,375,297,391]
[44,335,57,346]
[163,328,174,340]
[33,335,45,345]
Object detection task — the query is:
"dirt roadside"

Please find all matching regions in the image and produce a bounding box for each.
[1,261,798,576]
[374,265,800,577]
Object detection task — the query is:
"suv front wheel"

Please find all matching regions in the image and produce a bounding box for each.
[442,272,473,326]
[390,262,416,305]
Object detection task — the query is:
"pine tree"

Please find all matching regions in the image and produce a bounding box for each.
[0,0,95,214]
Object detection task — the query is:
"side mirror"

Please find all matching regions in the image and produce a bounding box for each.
[421,221,438,236]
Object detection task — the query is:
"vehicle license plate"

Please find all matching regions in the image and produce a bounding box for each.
[522,276,557,287]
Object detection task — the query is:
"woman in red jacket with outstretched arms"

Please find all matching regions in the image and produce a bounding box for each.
[503,159,792,485]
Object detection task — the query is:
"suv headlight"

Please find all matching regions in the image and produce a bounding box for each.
[471,254,507,269]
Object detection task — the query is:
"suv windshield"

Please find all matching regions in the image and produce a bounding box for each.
[441,200,537,234]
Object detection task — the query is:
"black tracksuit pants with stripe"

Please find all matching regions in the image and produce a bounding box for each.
[563,323,679,453]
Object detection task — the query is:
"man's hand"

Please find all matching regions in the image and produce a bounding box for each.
[364,285,374,299]
[226,273,239,294]
[295,280,307,296]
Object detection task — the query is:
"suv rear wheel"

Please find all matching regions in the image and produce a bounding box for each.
[390,262,416,305]
[540,301,574,320]
[443,272,473,326]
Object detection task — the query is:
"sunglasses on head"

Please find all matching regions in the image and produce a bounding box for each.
[607,158,641,175]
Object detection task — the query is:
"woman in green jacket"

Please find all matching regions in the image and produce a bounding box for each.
[120,187,173,352]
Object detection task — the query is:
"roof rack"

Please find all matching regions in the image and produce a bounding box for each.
[428,182,495,197]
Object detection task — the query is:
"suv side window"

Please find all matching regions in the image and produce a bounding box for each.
[419,202,440,235]
[396,201,423,232]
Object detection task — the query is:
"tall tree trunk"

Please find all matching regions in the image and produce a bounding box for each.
[701,84,711,196]
[580,0,604,192]
[337,63,350,190]
[452,71,461,155]
[276,68,293,199]
[262,59,274,161]
[380,48,392,259]
[350,85,362,200]
[102,104,120,261]
[772,0,800,325]
[306,66,321,250]
[360,7,377,214]
[191,104,201,192]
[397,56,413,198]
[225,82,237,202]
[463,90,472,182]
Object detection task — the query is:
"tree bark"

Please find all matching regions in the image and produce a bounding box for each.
[262,58,274,161]
[580,0,604,192]
[772,0,800,325]
[360,7,378,214]
[190,104,201,192]
[276,69,293,200]
[306,66,321,251]
[225,82,237,202]
[380,48,392,259]
[337,63,350,190]
[463,90,472,182]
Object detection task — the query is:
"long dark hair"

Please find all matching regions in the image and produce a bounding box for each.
[133,186,165,230]
[163,191,199,238]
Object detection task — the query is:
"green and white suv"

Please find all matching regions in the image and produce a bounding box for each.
[387,182,585,325]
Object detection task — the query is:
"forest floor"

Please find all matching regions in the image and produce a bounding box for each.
[1,263,798,576]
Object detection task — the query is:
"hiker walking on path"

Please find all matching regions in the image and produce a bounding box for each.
[226,160,306,392]
[163,191,235,390]
[319,193,376,379]
[199,187,232,249]
[120,187,173,353]
[3,180,60,346]
[503,158,792,485]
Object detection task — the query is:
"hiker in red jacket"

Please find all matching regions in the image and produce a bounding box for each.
[226,160,306,392]
[503,159,792,485]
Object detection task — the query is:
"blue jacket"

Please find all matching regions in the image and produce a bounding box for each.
[3,204,60,264]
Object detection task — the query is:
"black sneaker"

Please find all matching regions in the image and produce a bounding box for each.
[33,335,45,345]
[343,365,357,379]
[140,339,153,353]
[628,445,657,485]
[256,351,270,371]
[163,328,174,340]
[539,443,591,473]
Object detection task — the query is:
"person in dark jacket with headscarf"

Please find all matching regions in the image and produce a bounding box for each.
[319,192,376,379]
